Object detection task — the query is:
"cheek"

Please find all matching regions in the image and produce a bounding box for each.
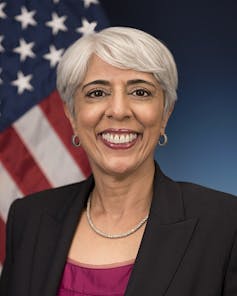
[74,105,103,130]
[137,106,163,128]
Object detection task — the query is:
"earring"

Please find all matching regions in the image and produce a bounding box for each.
[158,133,168,146]
[72,135,81,147]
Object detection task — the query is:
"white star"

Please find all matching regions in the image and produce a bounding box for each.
[0,68,3,84]
[13,38,35,61]
[76,18,97,35]
[46,12,67,35]
[0,35,4,52]
[15,6,37,30]
[43,45,64,68]
[53,0,60,3]
[11,71,33,94]
[0,2,7,19]
[83,0,99,8]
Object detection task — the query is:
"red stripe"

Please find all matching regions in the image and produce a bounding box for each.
[0,217,6,265]
[0,127,52,195]
[40,91,91,177]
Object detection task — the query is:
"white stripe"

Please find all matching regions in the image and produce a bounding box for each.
[0,264,2,274]
[0,163,23,221]
[13,105,85,187]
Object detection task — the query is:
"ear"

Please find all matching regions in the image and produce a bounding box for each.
[63,103,77,133]
[160,104,174,134]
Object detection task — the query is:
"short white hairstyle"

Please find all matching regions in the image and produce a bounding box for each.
[57,26,178,114]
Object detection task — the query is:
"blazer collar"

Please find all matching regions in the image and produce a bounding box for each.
[30,163,198,296]
[150,163,185,224]
[125,163,198,295]
[30,177,94,296]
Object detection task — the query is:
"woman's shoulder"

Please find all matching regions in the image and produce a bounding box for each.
[177,181,237,222]
[10,176,93,217]
[156,163,237,212]
[178,181,236,202]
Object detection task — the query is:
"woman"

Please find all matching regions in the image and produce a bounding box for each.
[0,27,237,296]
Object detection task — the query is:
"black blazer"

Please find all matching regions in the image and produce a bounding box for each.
[1,163,237,296]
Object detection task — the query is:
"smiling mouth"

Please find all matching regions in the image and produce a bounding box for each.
[102,132,137,144]
[99,129,140,149]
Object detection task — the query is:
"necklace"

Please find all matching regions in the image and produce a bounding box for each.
[86,196,149,239]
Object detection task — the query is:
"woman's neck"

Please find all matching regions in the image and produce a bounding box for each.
[90,161,155,219]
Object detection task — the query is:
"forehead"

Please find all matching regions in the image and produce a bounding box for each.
[82,54,158,85]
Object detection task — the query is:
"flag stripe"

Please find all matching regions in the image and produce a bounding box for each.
[0,163,22,222]
[40,91,91,177]
[0,0,108,274]
[14,105,85,187]
[0,127,52,195]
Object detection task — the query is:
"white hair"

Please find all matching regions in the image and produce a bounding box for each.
[57,26,178,114]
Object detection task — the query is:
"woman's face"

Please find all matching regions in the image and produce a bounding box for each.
[65,55,172,177]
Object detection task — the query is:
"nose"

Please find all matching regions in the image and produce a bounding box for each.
[105,92,132,121]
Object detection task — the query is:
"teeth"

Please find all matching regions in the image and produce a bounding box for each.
[114,135,119,143]
[101,133,138,144]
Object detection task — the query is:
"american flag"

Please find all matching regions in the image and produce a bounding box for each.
[0,0,109,273]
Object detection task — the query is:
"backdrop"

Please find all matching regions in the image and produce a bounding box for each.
[101,0,237,195]
[0,0,236,274]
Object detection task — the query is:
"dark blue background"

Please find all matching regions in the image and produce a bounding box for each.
[100,0,237,195]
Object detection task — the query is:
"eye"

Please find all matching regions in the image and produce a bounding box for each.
[131,88,151,97]
[86,89,109,98]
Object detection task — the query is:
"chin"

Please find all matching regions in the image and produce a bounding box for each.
[102,158,140,177]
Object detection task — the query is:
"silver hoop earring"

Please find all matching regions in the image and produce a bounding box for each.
[72,135,81,147]
[158,133,168,146]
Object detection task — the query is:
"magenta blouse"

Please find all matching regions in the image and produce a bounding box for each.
[57,258,134,296]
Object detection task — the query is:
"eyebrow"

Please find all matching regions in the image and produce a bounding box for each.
[81,79,156,91]
[126,79,156,88]
[81,80,110,91]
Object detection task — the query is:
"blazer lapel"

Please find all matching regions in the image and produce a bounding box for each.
[29,163,198,296]
[125,165,199,296]
[29,177,94,296]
